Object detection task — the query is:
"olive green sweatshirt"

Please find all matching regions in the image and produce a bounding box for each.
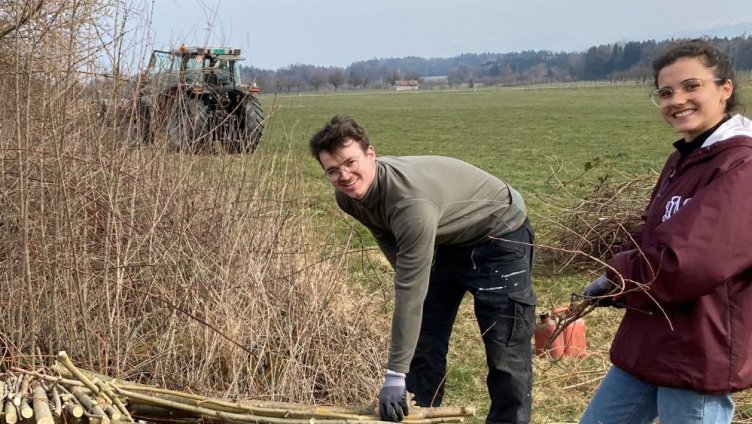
[335,156,527,372]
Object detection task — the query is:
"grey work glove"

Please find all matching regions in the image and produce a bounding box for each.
[583,274,617,306]
[379,369,409,422]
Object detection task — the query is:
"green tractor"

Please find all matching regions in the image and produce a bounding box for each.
[128,46,264,153]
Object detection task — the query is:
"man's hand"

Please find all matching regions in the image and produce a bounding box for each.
[379,369,408,422]
[583,274,616,306]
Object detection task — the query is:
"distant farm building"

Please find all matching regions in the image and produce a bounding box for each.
[394,80,419,91]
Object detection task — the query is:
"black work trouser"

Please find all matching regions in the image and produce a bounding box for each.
[405,219,536,424]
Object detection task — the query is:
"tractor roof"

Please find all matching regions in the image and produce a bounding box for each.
[172,46,244,60]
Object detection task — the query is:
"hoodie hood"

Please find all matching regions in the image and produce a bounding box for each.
[702,114,752,148]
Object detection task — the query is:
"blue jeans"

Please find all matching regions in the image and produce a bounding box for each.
[405,220,536,424]
[580,366,735,424]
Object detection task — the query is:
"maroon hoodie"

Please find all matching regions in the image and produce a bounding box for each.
[606,114,752,394]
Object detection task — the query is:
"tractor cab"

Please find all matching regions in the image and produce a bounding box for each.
[146,46,245,91]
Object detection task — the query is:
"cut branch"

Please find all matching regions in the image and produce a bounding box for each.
[31,382,53,424]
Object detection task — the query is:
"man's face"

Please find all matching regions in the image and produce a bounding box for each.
[318,140,376,200]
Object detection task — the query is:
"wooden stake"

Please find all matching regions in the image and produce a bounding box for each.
[18,398,34,419]
[50,386,62,417]
[4,399,18,424]
[11,367,84,389]
[31,382,53,424]
[64,401,85,419]
[12,375,25,407]
[116,387,461,424]
[60,388,85,419]
[57,352,100,395]
[94,379,132,422]
[103,404,122,421]
[70,387,109,424]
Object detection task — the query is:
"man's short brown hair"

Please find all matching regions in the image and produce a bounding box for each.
[309,115,371,161]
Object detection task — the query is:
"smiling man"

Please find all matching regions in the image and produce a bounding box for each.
[309,115,537,424]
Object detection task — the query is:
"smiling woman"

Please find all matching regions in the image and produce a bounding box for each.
[652,57,734,142]
[580,38,752,424]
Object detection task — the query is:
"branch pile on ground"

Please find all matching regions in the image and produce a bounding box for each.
[0,351,474,424]
[537,169,657,271]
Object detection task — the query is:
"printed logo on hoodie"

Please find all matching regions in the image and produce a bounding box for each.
[662,195,691,222]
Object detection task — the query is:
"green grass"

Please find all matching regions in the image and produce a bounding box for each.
[262,86,675,180]
[253,86,749,423]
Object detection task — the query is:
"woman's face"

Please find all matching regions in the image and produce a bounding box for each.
[655,56,733,142]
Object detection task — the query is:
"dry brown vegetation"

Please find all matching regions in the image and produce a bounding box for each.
[0,0,386,406]
[534,163,657,272]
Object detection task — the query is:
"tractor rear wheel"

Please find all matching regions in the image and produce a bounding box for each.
[226,95,263,154]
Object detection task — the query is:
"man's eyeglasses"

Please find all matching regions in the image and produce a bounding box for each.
[650,78,723,107]
[325,154,362,181]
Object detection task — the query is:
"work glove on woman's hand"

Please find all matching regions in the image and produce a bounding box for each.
[583,274,617,306]
[379,369,409,422]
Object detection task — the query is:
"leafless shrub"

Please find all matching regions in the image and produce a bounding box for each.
[0,0,386,406]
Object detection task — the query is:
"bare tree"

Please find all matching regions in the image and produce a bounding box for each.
[309,67,327,91]
[327,67,345,91]
[385,69,401,86]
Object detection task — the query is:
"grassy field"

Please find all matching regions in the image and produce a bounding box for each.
[261,85,675,184]
[249,85,742,423]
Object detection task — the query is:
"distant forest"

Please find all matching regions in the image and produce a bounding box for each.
[239,36,752,93]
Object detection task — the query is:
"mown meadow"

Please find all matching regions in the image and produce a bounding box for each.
[263,85,675,193]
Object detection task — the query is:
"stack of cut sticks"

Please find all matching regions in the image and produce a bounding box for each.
[0,351,474,424]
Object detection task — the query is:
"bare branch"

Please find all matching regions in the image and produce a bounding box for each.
[0,0,45,39]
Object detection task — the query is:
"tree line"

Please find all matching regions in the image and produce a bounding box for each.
[240,36,752,93]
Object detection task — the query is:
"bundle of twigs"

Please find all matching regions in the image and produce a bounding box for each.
[1,352,474,424]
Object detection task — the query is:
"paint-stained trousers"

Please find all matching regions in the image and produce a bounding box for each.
[406,219,536,424]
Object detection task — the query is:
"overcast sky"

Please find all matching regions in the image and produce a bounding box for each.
[143,0,752,70]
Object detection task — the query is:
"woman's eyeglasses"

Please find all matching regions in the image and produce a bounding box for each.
[650,78,723,107]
